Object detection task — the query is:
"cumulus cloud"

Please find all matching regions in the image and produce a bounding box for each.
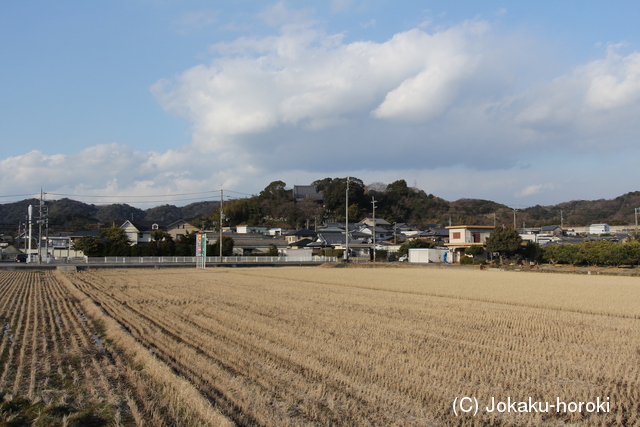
[515,44,640,147]
[146,13,640,206]
[584,45,640,111]
[371,23,487,122]
[5,8,640,207]
[153,19,494,151]
[0,144,255,207]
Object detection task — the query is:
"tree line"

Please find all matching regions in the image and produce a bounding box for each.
[542,238,640,267]
[72,226,234,257]
[469,226,640,267]
[201,178,457,231]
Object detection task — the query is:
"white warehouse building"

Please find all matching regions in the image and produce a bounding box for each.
[589,224,610,235]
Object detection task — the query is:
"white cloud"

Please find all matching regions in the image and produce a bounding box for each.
[371,52,478,122]
[5,10,640,209]
[515,183,557,198]
[514,44,640,148]
[146,15,640,205]
[153,20,493,149]
[584,45,640,111]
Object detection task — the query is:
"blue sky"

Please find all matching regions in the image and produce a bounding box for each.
[2,1,640,209]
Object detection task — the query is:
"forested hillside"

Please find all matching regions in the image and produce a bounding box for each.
[1,183,638,236]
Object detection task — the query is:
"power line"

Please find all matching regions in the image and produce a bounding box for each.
[60,196,222,206]
[224,189,254,197]
[46,190,221,199]
[0,193,40,199]
[1,188,253,208]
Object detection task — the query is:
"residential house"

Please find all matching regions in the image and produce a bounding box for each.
[0,234,12,248]
[166,220,200,241]
[221,232,288,256]
[445,225,495,263]
[308,226,371,258]
[357,224,394,242]
[1,245,21,260]
[236,225,269,234]
[285,229,317,245]
[266,228,287,236]
[407,226,449,244]
[48,230,100,258]
[358,217,393,230]
[539,225,563,237]
[288,238,315,249]
[121,220,168,245]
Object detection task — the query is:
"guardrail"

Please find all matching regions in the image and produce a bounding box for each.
[75,255,337,264]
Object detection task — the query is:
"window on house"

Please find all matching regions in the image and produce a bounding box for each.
[473,233,481,243]
[452,232,461,239]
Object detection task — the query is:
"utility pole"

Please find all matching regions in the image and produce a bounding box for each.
[220,189,224,262]
[635,207,639,229]
[371,197,377,262]
[510,205,525,230]
[42,190,49,263]
[345,177,349,262]
[28,205,32,263]
[560,210,564,229]
[37,189,47,264]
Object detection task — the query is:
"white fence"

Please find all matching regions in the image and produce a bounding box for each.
[78,255,337,264]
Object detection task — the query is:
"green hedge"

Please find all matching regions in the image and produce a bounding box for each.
[543,240,640,267]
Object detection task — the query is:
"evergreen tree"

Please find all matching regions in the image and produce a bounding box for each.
[486,226,522,262]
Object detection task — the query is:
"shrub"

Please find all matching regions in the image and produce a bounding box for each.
[460,256,474,265]
[320,249,345,258]
[397,239,436,256]
[464,245,484,258]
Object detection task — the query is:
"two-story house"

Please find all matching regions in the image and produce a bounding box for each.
[166,220,201,241]
[121,220,168,245]
[445,225,495,263]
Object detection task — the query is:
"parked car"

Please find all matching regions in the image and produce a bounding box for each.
[14,253,43,263]
[398,254,408,262]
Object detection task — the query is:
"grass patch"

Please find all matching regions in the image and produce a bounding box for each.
[0,395,122,427]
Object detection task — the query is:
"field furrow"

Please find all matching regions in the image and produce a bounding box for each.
[0,272,32,390]
[61,267,640,426]
[0,271,137,425]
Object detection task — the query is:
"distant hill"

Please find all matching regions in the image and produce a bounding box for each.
[0,191,638,237]
[0,198,220,235]
[520,191,640,227]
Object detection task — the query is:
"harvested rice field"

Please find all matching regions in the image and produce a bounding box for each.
[2,266,640,426]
